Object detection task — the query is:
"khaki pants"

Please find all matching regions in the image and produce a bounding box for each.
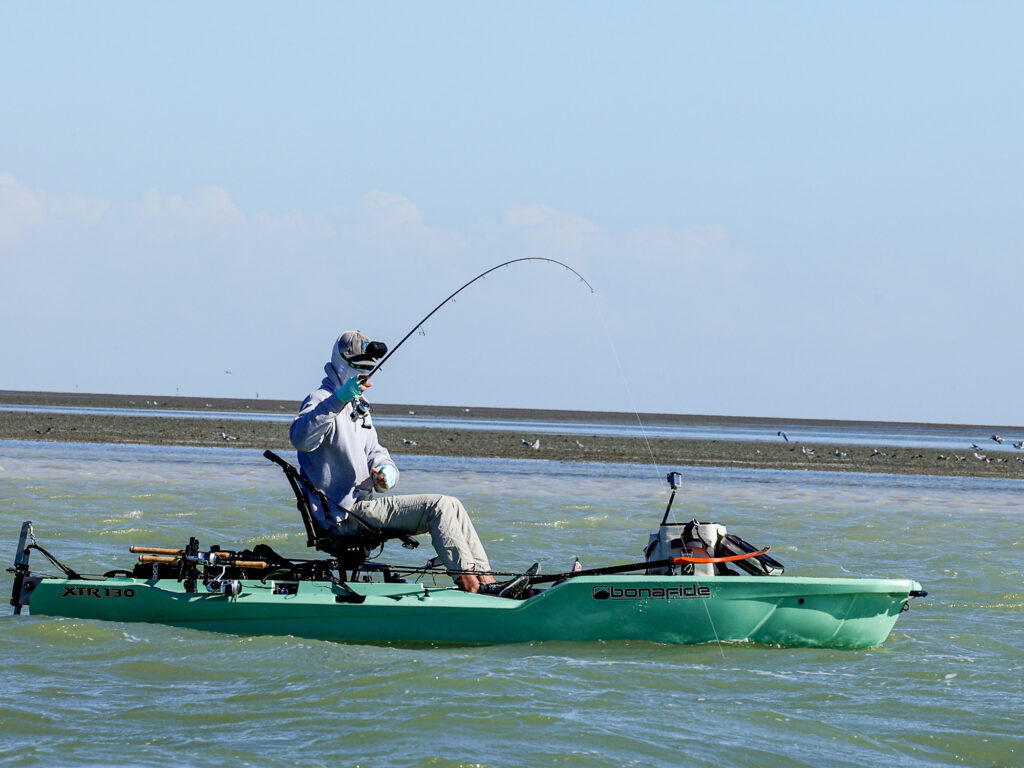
[345,494,492,574]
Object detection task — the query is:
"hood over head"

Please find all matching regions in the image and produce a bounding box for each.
[327,330,386,389]
[332,330,371,371]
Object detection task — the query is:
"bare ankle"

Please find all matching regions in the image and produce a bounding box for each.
[455,573,481,593]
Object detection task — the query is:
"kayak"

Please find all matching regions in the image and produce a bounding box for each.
[7,455,927,649]
[14,565,921,649]
[8,520,925,649]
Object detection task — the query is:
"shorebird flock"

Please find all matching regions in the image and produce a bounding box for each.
[389,431,1024,463]
[777,429,1024,466]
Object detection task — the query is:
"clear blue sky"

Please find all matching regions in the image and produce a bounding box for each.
[2,2,1021,426]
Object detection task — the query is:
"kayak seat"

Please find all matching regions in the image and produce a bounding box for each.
[263,450,397,571]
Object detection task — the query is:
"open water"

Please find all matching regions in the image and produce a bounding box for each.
[0,440,1021,767]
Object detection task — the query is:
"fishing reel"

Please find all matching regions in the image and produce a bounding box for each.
[205,560,242,597]
[206,578,242,598]
[350,397,372,425]
[346,340,386,426]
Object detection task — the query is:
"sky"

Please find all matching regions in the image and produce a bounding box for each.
[1,2,1021,426]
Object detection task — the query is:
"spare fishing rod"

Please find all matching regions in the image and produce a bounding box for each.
[363,257,594,382]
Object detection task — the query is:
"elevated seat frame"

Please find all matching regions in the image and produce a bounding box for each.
[263,450,418,574]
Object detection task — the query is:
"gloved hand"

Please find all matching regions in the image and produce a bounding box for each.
[333,376,367,403]
[372,464,398,490]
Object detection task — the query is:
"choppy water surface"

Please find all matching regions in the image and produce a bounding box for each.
[0,441,1020,768]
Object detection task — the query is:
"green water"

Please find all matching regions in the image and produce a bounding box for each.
[1,441,1021,767]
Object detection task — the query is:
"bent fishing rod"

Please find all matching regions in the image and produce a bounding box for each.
[363,257,594,382]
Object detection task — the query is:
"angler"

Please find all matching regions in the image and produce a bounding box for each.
[290,329,500,595]
[287,258,591,597]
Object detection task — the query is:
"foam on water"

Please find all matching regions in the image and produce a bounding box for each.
[0,440,1021,767]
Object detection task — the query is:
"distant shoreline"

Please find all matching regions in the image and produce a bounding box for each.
[3,388,1022,430]
[1,390,1022,479]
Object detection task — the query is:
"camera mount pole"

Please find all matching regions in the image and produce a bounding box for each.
[660,471,684,526]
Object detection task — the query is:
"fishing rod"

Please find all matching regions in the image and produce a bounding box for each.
[363,257,594,382]
[134,553,269,570]
[130,546,268,570]
[526,549,774,586]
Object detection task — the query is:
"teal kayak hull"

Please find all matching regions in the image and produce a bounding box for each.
[23,574,922,649]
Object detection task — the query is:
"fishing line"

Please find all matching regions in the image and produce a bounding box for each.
[368,257,661,487]
[589,284,724,663]
[703,594,727,658]
[555,273,727,654]
[591,288,726,656]
[360,258,726,655]
[592,298,664,485]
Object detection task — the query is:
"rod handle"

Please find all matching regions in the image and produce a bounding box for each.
[132,547,235,559]
[137,554,262,567]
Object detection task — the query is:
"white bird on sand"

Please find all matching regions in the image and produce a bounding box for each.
[871,449,886,457]
[833,449,847,458]
[220,432,238,441]
[973,451,987,461]
[574,440,585,449]
[402,438,417,446]
[778,431,789,442]
[801,446,815,457]
[521,439,540,450]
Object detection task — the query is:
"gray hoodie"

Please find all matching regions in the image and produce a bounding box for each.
[289,361,398,531]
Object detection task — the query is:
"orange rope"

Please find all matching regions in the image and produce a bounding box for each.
[672,547,771,564]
